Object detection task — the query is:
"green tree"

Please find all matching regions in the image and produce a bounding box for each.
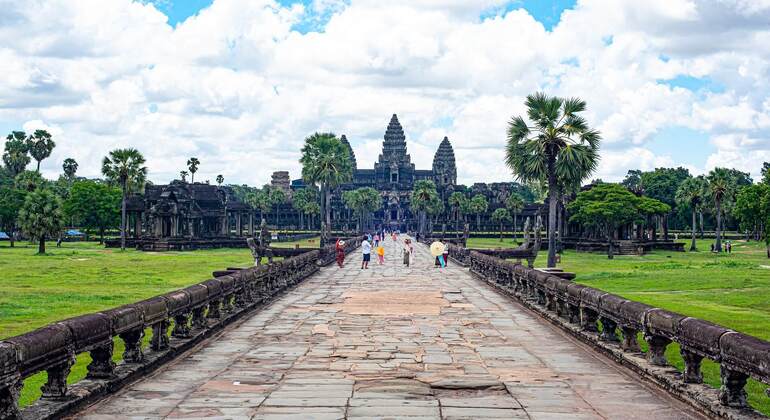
[180,170,188,182]
[300,132,353,241]
[469,194,488,231]
[734,183,770,257]
[706,168,737,252]
[448,192,466,234]
[187,157,200,183]
[343,187,381,232]
[62,158,78,180]
[621,170,644,194]
[506,193,525,243]
[491,207,512,241]
[292,187,317,230]
[0,177,26,247]
[64,180,121,243]
[304,201,320,231]
[14,170,47,192]
[216,174,224,186]
[426,193,444,233]
[101,148,147,251]
[18,188,63,254]
[411,180,439,236]
[269,187,287,228]
[675,176,708,251]
[505,92,601,267]
[638,167,690,238]
[761,162,770,185]
[3,131,30,176]
[26,130,55,172]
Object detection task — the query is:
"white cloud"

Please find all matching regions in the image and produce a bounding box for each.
[0,0,769,184]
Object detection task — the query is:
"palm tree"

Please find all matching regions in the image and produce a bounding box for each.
[505,92,601,267]
[300,133,353,243]
[187,157,200,183]
[411,180,438,237]
[269,188,286,229]
[26,130,55,172]
[18,188,63,254]
[448,192,466,236]
[101,148,147,251]
[675,176,707,251]
[180,170,188,182]
[62,158,78,180]
[3,131,30,176]
[707,168,735,252]
[506,193,525,243]
[216,174,224,186]
[470,194,488,231]
[491,208,512,242]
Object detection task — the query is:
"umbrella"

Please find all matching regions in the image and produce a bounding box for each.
[430,241,444,257]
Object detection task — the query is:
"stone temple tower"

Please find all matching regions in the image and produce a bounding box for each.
[374,114,416,188]
[432,136,457,187]
[340,134,357,169]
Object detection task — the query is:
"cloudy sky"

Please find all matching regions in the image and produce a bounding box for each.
[1,0,769,186]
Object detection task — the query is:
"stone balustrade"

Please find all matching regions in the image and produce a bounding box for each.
[463,249,770,418]
[0,235,364,420]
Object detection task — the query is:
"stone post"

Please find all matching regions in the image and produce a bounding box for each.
[680,349,704,383]
[119,329,144,363]
[150,320,170,351]
[236,212,242,237]
[172,313,192,338]
[718,366,748,408]
[87,342,116,379]
[40,354,76,400]
[644,334,671,366]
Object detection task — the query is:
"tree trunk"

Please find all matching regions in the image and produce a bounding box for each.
[121,183,127,251]
[663,213,669,241]
[38,234,46,254]
[699,211,704,238]
[715,200,723,252]
[454,209,459,238]
[36,160,41,172]
[607,228,614,259]
[9,226,14,247]
[546,155,558,268]
[476,214,480,232]
[513,213,517,244]
[499,222,503,242]
[100,228,105,245]
[690,209,697,251]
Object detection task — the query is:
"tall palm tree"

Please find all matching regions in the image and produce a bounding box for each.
[3,131,30,176]
[18,188,63,254]
[675,176,707,251]
[506,193,524,243]
[27,130,55,172]
[269,188,286,229]
[470,194,488,231]
[187,157,200,183]
[448,192,466,236]
[62,158,78,180]
[505,92,601,267]
[101,148,147,251]
[491,208,512,242]
[300,133,353,244]
[411,180,438,237]
[707,168,735,252]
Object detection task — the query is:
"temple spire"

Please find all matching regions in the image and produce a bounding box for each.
[340,134,357,169]
[379,114,410,164]
[432,136,457,186]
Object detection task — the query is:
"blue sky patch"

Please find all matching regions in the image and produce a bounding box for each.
[150,0,213,26]
[483,0,577,30]
[647,126,713,168]
[659,75,725,94]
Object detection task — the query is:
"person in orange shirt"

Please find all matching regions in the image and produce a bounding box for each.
[376,244,385,264]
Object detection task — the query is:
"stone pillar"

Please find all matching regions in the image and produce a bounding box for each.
[249,213,255,236]
[680,349,704,383]
[719,366,748,408]
[221,212,228,236]
[87,342,116,379]
[644,334,671,366]
[119,329,144,363]
[236,212,242,237]
[41,355,76,400]
[135,212,142,238]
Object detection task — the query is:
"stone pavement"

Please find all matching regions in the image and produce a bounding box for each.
[77,236,704,420]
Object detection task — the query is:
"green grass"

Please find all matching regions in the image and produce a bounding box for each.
[468,236,770,414]
[0,237,318,407]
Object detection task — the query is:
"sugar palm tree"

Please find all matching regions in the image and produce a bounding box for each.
[469,194,488,232]
[18,188,63,254]
[411,180,438,237]
[300,132,353,243]
[187,157,200,183]
[491,208,512,242]
[180,170,188,182]
[675,176,707,251]
[707,168,735,252]
[269,188,286,229]
[62,158,78,180]
[505,92,601,267]
[101,148,147,250]
[216,174,224,186]
[506,193,525,243]
[3,131,30,176]
[448,192,465,235]
[27,130,55,172]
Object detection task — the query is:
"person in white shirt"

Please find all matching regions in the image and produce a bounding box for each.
[361,238,371,269]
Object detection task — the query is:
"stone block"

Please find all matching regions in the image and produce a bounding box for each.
[644,308,686,339]
[0,342,19,387]
[163,289,192,316]
[565,283,587,306]
[719,331,770,383]
[200,278,223,299]
[134,296,168,325]
[184,284,209,308]
[578,287,606,311]
[616,300,653,331]
[7,324,73,377]
[678,317,731,359]
[597,293,627,322]
[101,305,143,335]
[57,313,111,352]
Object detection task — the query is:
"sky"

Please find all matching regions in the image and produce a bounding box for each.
[1,0,769,186]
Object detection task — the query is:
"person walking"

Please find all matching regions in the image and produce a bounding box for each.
[335,239,346,268]
[376,243,385,265]
[374,233,380,247]
[403,238,413,267]
[442,241,449,267]
[361,237,371,269]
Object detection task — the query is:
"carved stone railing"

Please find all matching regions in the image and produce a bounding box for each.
[466,250,770,419]
[0,236,363,420]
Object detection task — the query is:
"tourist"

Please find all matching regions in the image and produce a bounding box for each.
[403,238,413,267]
[361,237,371,269]
[710,243,715,252]
[335,239,345,268]
[442,241,449,267]
[376,243,385,265]
[374,233,380,247]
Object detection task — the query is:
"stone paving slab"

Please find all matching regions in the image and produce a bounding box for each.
[77,236,705,420]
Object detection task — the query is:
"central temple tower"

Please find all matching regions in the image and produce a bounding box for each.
[374,114,416,188]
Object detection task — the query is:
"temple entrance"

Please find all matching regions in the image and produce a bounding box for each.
[390,209,398,220]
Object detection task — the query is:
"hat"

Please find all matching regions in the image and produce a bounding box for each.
[338,240,345,246]
[430,241,444,257]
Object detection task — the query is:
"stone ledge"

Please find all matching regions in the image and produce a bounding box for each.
[472,272,767,420]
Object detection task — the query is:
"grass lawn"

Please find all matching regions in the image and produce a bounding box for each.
[0,237,318,407]
[468,236,770,414]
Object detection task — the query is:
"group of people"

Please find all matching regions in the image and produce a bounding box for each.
[710,241,733,253]
[333,229,452,270]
